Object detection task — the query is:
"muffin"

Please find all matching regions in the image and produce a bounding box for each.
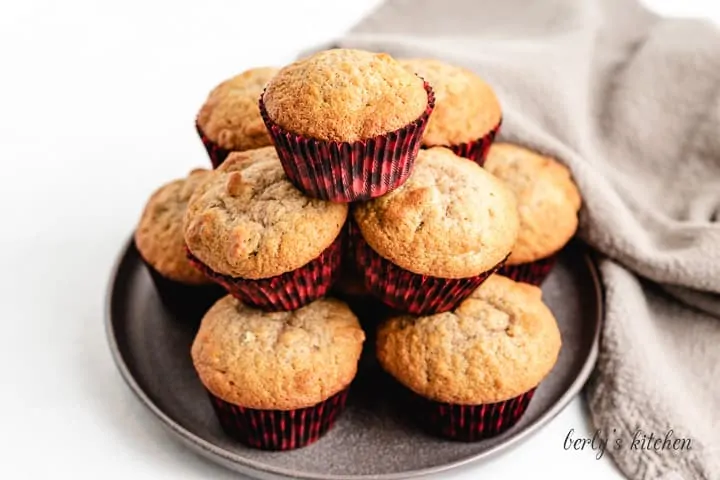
[377,275,562,441]
[134,168,225,319]
[192,295,365,450]
[196,67,279,168]
[400,59,502,165]
[259,48,435,202]
[484,143,582,285]
[184,146,348,311]
[352,147,519,315]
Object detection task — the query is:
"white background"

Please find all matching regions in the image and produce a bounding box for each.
[0,0,716,478]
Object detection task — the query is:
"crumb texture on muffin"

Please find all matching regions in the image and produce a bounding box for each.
[192,295,365,410]
[134,168,213,284]
[376,275,561,405]
[485,143,582,265]
[400,58,502,147]
[353,147,519,278]
[262,49,428,142]
[197,67,279,151]
[184,147,348,279]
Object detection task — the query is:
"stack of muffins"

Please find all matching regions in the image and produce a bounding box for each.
[133,48,582,451]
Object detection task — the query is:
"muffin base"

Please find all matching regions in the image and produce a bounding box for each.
[207,389,349,451]
[186,233,344,312]
[259,82,436,202]
[196,122,232,169]
[142,260,225,321]
[410,388,536,442]
[446,119,502,167]
[352,223,506,315]
[498,255,558,286]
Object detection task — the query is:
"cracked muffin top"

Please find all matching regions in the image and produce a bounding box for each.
[134,168,213,284]
[400,58,502,147]
[484,143,581,265]
[376,275,561,404]
[192,295,365,410]
[261,48,429,142]
[196,67,279,151]
[183,147,348,279]
[353,147,519,278]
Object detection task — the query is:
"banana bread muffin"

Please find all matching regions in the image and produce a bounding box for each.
[259,48,435,202]
[352,147,519,315]
[485,143,582,285]
[192,295,365,450]
[134,168,224,319]
[377,274,562,441]
[400,58,502,165]
[184,147,348,311]
[196,67,278,168]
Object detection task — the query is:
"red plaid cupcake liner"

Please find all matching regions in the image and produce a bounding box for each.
[410,388,536,442]
[351,222,506,315]
[207,389,349,451]
[498,254,558,286]
[342,220,356,268]
[196,122,232,169]
[186,233,344,312]
[259,82,436,202]
[141,259,225,322]
[445,119,502,167]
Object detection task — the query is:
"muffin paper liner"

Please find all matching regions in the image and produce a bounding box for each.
[409,388,536,442]
[332,250,369,298]
[445,119,502,167]
[207,389,349,451]
[196,122,232,169]
[186,232,344,312]
[498,254,558,286]
[259,82,436,202]
[351,222,506,315]
[340,220,357,274]
[331,258,396,331]
[142,260,225,322]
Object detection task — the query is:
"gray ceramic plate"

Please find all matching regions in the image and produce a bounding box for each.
[105,236,602,480]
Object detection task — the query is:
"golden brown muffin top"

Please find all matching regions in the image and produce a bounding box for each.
[134,169,213,284]
[485,143,582,265]
[377,275,561,404]
[183,147,348,279]
[400,59,501,147]
[196,67,279,151]
[353,147,519,278]
[192,295,365,410]
[262,49,429,142]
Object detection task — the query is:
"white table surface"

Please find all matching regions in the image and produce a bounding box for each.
[0,0,715,478]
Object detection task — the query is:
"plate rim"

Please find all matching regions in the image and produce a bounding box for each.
[105,234,603,480]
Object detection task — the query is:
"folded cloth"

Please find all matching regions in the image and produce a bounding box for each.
[326,0,720,478]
